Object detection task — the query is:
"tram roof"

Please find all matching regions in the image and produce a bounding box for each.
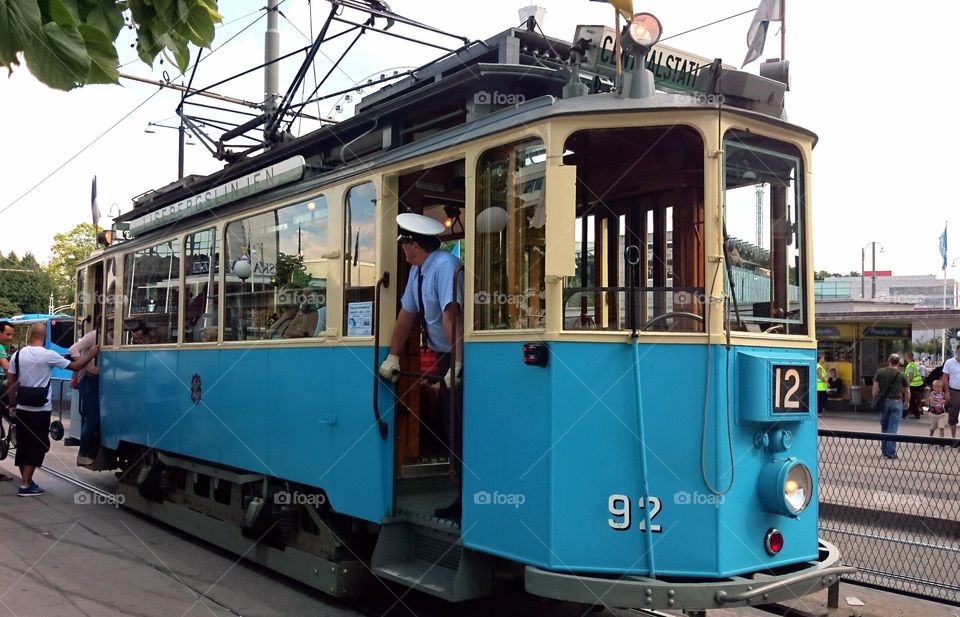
[119,26,817,230]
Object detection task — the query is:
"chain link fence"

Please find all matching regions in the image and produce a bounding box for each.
[818,429,960,605]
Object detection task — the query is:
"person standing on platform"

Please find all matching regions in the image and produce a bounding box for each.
[903,352,924,419]
[872,353,910,460]
[816,355,828,414]
[379,213,464,519]
[0,321,13,482]
[941,346,960,444]
[69,327,100,466]
[7,323,99,496]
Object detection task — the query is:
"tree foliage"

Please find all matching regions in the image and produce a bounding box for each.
[0,0,222,91]
[0,251,55,315]
[47,222,98,307]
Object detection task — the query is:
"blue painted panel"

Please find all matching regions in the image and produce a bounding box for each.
[214,350,269,472]
[462,341,821,578]
[99,346,394,524]
[177,351,221,464]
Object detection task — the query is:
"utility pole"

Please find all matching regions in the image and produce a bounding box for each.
[264,0,281,140]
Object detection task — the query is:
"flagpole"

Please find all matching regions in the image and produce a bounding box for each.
[780,0,786,59]
[943,220,949,363]
[614,8,622,77]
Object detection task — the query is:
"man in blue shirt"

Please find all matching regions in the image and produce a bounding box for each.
[379,213,464,386]
[379,213,464,518]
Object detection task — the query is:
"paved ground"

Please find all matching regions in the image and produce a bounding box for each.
[0,419,956,616]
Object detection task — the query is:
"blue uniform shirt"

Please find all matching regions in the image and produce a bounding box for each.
[400,249,464,353]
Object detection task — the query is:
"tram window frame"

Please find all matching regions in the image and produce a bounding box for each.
[103,256,118,346]
[122,239,181,345]
[474,138,547,331]
[560,126,706,333]
[722,130,807,335]
[223,195,332,342]
[342,182,377,338]
[182,228,220,344]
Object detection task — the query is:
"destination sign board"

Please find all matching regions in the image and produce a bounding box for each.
[573,25,732,93]
[128,156,306,235]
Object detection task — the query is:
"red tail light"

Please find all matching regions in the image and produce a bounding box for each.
[765,528,784,555]
[522,343,548,367]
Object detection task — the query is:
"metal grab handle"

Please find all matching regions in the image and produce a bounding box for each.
[715,565,856,604]
[448,265,465,485]
[372,272,390,440]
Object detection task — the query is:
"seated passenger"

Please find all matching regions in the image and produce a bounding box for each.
[283,292,326,338]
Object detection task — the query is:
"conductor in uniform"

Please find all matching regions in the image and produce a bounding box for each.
[379,213,464,517]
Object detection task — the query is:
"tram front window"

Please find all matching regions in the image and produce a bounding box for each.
[723,131,807,335]
[562,126,705,332]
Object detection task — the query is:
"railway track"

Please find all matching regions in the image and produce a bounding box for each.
[34,464,827,617]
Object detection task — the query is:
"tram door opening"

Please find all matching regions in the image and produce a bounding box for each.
[390,161,465,507]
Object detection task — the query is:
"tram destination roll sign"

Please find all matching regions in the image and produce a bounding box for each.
[127,156,306,235]
[574,25,731,94]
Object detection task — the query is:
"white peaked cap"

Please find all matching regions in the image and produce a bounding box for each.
[397,213,445,236]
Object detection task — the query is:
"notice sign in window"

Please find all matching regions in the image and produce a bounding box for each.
[772,365,810,413]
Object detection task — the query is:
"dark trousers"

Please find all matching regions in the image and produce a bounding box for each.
[817,390,827,414]
[14,410,51,468]
[906,385,923,418]
[78,375,100,458]
[429,352,463,485]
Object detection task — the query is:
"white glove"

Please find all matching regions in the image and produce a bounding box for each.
[379,354,401,382]
[444,362,463,389]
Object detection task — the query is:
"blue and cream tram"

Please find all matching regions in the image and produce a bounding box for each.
[77,15,848,613]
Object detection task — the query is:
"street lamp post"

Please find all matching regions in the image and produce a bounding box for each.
[861,241,884,299]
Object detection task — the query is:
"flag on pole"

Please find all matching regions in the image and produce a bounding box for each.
[91,175,100,228]
[940,223,948,270]
[590,0,634,21]
[742,0,782,67]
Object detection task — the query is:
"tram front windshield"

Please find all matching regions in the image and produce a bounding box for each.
[723,131,807,335]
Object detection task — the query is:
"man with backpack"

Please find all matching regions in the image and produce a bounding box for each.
[6,323,99,496]
[872,353,910,460]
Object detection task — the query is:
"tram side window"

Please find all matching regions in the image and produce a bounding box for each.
[562,127,705,332]
[183,228,220,343]
[104,257,117,345]
[123,240,181,344]
[343,183,377,337]
[474,139,547,330]
[224,196,331,341]
[723,131,806,335]
[75,267,87,339]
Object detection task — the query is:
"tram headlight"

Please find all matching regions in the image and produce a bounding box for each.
[758,459,812,517]
[623,13,662,53]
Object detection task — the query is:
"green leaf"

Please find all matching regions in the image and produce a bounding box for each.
[161,32,189,72]
[182,3,213,47]
[22,21,90,90]
[78,23,117,84]
[135,24,161,66]
[80,0,125,41]
[44,0,80,26]
[0,0,43,60]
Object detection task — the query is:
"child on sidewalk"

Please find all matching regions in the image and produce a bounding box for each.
[928,381,947,439]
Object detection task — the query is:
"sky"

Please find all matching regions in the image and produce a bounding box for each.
[1,0,958,279]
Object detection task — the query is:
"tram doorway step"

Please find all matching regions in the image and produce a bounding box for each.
[371,522,492,602]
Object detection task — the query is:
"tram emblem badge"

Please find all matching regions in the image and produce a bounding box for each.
[191,373,202,404]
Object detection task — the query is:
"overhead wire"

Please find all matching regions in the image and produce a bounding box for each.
[0,87,163,217]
